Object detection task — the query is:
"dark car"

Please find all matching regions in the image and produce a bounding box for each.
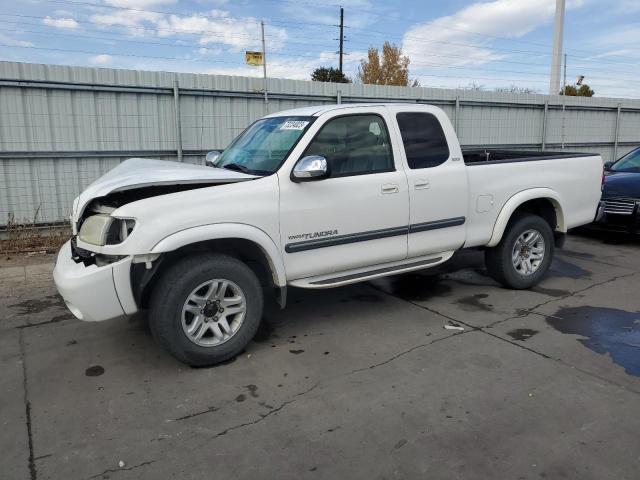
[595,147,640,234]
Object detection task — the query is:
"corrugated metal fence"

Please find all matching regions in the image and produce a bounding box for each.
[1,60,640,226]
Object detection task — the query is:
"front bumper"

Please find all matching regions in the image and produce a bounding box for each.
[53,240,137,322]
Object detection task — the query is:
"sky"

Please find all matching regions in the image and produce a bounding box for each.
[0,0,639,98]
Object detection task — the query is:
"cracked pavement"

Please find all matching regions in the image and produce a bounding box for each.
[1,231,640,479]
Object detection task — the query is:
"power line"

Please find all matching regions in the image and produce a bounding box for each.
[4,24,640,84]
[3,42,640,92]
[33,0,640,63]
[0,20,636,80]
[3,7,640,71]
[1,5,638,96]
[338,7,344,74]
[5,13,636,75]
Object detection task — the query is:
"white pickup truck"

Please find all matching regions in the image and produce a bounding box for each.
[53,104,603,366]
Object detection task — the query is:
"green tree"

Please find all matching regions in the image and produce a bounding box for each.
[560,84,594,97]
[311,67,351,83]
[357,42,419,86]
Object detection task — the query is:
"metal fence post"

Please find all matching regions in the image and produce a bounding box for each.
[541,101,548,150]
[613,103,621,161]
[561,100,566,150]
[336,90,342,104]
[454,96,460,134]
[173,79,183,162]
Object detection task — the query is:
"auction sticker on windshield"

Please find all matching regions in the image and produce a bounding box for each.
[280,120,309,130]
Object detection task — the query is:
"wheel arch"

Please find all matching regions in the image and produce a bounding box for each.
[132,224,286,309]
[487,189,565,247]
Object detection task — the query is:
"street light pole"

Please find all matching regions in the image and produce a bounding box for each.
[549,0,565,95]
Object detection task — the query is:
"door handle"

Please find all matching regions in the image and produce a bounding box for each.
[381,183,399,194]
[414,179,430,190]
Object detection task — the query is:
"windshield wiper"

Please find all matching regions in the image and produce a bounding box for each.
[221,163,270,176]
[222,163,253,174]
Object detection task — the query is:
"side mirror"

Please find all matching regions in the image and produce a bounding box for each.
[603,161,613,171]
[291,155,328,182]
[205,150,221,167]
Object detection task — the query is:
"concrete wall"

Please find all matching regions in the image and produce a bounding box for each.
[1,61,639,225]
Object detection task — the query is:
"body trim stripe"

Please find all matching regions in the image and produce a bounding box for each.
[285,226,408,253]
[409,216,466,233]
[285,217,466,253]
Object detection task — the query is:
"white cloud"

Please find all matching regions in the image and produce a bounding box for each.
[198,47,223,56]
[194,0,229,6]
[90,6,287,50]
[589,24,640,56]
[615,0,640,14]
[589,49,637,60]
[205,49,363,81]
[155,11,287,51]
[42,16,79,30]
[403,0,584,75]
[90,9,162,35]
[89,54,113,65]
[0,33,33,47]
[104,0,176,7]
[283,0,377,30]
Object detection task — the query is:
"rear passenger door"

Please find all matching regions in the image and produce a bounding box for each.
[278,109,409,280]
[393,108,468,257]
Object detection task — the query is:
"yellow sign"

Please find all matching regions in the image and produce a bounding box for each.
[245,51,264,66]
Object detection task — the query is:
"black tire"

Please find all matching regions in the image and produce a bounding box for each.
[485,214,554,289]
[148,253,263,366]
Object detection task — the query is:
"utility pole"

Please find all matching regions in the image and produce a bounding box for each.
[549,0,565,95]
[562,53,567,95]
[338,7,344,74]
[261,20,268,103]
[561,53,567,149]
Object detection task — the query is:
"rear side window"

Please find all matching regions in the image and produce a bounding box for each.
[396,112,450,169]
[303,114,394,177]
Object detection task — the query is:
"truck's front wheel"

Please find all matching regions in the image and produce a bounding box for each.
[149,253,263,366]
[485,214,554,289]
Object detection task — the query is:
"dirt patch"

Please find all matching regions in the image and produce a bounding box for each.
[9,294,65,315]
[1,218,69,255]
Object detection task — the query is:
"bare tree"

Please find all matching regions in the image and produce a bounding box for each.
[494,84,538,94]
[464,81,485,91]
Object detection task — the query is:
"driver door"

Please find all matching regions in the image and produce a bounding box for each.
[278,109,409,280]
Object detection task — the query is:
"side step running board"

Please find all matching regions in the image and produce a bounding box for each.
[289,255,450,289]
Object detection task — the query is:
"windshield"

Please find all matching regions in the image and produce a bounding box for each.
[612,148,640,173]
[213,116,314,175]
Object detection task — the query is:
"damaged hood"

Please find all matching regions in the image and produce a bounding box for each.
[75,158,256,219]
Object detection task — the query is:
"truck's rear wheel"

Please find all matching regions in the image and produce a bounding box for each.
[149,253,263,366]
[485,214,554,289]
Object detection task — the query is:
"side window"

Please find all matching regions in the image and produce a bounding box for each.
[303,115,394,177]
[396,112,450,169]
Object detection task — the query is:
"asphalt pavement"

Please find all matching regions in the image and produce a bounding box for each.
[1,230,639,480]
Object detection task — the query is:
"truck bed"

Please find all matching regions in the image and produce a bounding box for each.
[462,149,592,165]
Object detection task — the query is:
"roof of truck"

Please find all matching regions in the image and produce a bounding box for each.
[264,103,429,118]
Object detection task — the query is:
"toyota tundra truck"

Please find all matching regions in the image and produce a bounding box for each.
[53,104,603,366]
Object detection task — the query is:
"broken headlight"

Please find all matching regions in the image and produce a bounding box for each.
[78,214,136,246]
